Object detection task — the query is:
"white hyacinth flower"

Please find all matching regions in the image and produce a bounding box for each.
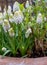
[36,13,43,24]
[3,7,7,18]
[7,5,12,15]
[9,13,14,23]
[3,6,6,12]
[0,13,3,25]
[2,19,10,32]
[8,28,15,37]
[14,10,24,24]
[25,0,30,8]
[25,28,32,38]
[2,47,7,52]
[13,1,20,12]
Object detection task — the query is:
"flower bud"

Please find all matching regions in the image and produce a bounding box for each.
[2,19,10,32]
[8,28,15,37]
[2,47,6,52]
[25,0,30,8]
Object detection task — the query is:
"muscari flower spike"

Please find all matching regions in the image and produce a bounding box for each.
[13,1,20,12]
[25,27,32,38]
[25,0,30,8]
[14,10,24,24]
[7,5,12,15]
[2,19,10,32]
[36,13,43,24]
[8,28,15,37]
[9,13,14,23]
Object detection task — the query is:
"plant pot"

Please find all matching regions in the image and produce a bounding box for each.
[0,55,47,65]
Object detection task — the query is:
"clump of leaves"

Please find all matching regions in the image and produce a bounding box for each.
[0,0,47,57]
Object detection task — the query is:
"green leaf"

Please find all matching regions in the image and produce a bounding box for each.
[2,50,11,58]
[20,4,24,11]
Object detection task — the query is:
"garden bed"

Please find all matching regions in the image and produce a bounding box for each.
[0,0,47,62]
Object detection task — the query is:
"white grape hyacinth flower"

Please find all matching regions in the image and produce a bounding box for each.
[2,19,10,32]
[7,5,12,15]
[25,28,32,38]
[14,10,24,24]
[3,7,7,18]
[2,47,7,52]
[8,28,15,37]
[9,13,14,23]
[25,0,30,8]
[0,13,3,25]
[36,13,43,24]
[13,1,20,12]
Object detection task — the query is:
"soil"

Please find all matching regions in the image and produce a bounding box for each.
[6,47,47,58]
